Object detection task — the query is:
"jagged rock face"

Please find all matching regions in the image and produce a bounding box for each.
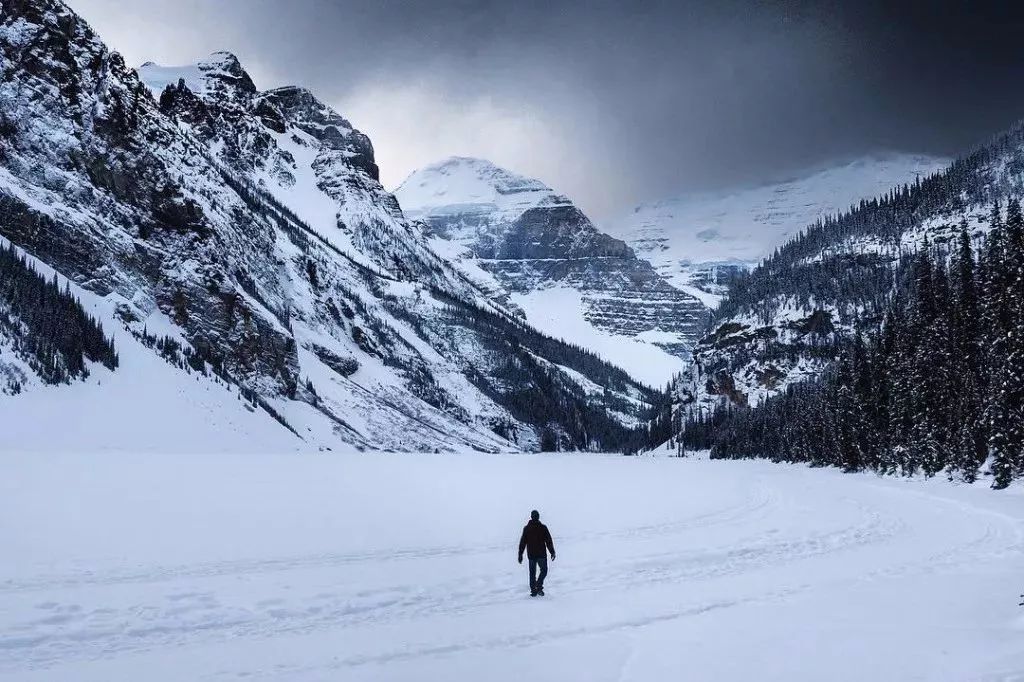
[262,86,378,181]
[674,310,840,421]
[0,0,654,452]
[396,157,708,381]
[0,1,299,396]
[138,56,428,280]
[147,56,296,189]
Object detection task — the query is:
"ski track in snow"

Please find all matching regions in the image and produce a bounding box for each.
[1,454,1023,681]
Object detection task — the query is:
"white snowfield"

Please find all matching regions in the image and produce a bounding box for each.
[2,452,1023,681]
[395,156,570,225]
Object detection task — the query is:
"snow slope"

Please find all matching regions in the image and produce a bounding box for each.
[3,451,1023,681]
[609,154,948,295]
[136,53,237,97]
[0,236,304,454]
[509,287,685,386]
[0,332,302,455]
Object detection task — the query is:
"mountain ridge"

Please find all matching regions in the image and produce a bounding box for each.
[608,153,949,303]
[652,118,1024,453]
[0,0,654,453]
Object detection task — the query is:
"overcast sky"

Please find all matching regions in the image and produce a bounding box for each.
[69,0,1024,221]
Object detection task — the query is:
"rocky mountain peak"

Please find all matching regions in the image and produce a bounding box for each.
[139,51,254,98]
[396,157,709,382]
[139,55,378,182]
[261,85,377,180]
[198,51,256,96]
[429,157,551,193]
[397,157,623,259]
[199,50,247,73]
[263,86,353,134]
[397,157,567,221]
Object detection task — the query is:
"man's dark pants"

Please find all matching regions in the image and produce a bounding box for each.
[528,555,548,592]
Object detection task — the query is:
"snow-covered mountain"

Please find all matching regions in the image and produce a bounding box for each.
[395,157,708,385]
[608,154,948,303]
[0,0,656,453]
[663,126,1024,427]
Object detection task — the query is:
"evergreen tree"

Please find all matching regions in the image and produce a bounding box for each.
[953,222,978,367]
[833,355,863,473]
[995,198,1024,483]
[0,243,118,387]
[982,208,1017,487]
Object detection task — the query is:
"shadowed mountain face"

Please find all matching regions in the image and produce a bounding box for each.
[396,157,709,382]
[0,0,656,452]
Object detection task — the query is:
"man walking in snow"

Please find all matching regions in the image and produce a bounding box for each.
[518,509,556,596]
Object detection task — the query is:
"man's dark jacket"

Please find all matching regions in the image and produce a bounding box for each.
[519,519,555,559]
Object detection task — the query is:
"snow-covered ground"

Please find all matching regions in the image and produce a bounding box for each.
[3,451,1023,681]
[510,287,686,387]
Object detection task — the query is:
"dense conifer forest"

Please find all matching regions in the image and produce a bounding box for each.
[718,120,1024,327]
[676,201,1024,487]
[0,243,118,391]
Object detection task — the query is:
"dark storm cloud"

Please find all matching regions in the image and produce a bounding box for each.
[70,0,1024,219]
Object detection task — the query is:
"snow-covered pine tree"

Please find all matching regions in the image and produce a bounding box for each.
[997,198,1024,482]
[0,243,118,388]
[834,354,864,473]
[953,222,979,366]
[852,330,881,470]
[950,372,986,482]
[981,210,1016,488]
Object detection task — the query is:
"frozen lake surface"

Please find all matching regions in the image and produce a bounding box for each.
[2,451,1023,681]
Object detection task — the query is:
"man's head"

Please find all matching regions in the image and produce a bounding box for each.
[530,510,540,521]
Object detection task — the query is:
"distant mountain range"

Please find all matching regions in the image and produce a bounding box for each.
[0,0,970,455]
[607,154,948,304]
